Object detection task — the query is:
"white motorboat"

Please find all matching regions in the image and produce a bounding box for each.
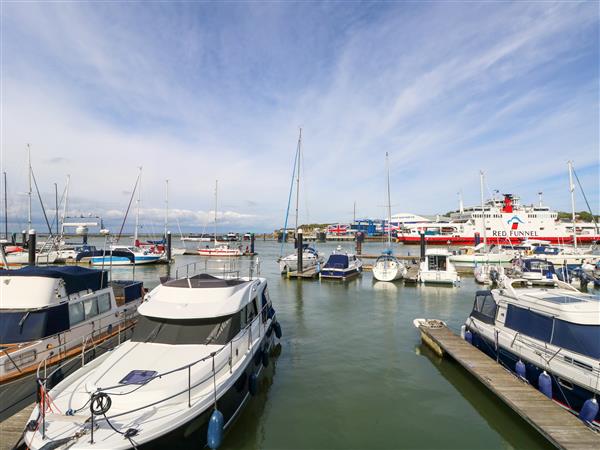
[462,278,600,425]
[473,263,504,285]
[90,245,165,266]
[418,249,460,285]
[373,153,406,282]
[0,266,143,421]
[23,262,282,449]
[278,245,323,273]
[450,244,513,268]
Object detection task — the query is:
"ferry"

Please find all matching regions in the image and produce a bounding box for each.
[397,194,599,245]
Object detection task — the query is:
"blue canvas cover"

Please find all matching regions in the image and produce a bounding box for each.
[0,266,108,295]
[324,254,349,269]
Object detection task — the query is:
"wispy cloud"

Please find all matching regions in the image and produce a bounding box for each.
[1,1,597,231]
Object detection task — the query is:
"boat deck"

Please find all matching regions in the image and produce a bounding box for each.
[286,266,320,279]
[417,321,600,450]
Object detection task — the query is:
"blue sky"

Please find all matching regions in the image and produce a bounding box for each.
[1,1,598,233]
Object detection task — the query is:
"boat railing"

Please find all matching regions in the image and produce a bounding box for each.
[174,257,261,280]
[34,300,276,442]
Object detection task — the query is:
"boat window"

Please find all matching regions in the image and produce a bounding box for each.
[504,305,553,342]
[0,304,70,344]
[470,291,497,325]
[246,299,258,324]
[551,320,600,359]
[83,298,99,319]
[69,301,85,325]
[97,293,111,314]
[131,314,241,345]
[428,255,447,271]
[3,349,37,371]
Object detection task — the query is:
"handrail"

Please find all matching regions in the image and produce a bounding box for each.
[173,257,261,281]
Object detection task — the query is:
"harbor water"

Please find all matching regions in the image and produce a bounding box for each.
[91,239,554,449]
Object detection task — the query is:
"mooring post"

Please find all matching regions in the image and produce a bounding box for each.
[355,231,363,255]
[21,230,27,248]
[166,231,172,261]
[28,229,36,265]
[250,233,255,254]
[420,231,426,261]
[297,228,303,273]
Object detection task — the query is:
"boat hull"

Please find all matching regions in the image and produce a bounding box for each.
[398,235,599,245]
[372,260,405,282]
[467,328,600,425]
[320,267,362,280]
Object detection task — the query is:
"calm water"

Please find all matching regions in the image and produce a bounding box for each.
[100,239,553,450]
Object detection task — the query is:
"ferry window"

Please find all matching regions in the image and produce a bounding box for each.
[131,314,241,345]
[69,302,85,325]
[83,298,98,319]
[551,320,600,359]
[505,305,553,342]
[98,293,111,314]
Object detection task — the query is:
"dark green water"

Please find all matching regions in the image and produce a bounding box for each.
[105,239,553,450]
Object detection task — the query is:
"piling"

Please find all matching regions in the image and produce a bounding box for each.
[21,231,27,248]
[297,229,303,273]
[27,229,36,265]
[250,233,255,254]
[419,232,425,261]
[166,231,172,261]
[355,231,364,255]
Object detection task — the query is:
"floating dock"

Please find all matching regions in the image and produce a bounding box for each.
[286,266,320,279]
[0,404,34,450]
[417,320,600,450]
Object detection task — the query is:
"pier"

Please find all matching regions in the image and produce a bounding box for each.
[286,266,320,279]
[0,404,33,450]
[417,320,600,450]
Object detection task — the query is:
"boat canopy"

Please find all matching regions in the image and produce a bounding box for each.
[0,266,107,296]
[324,254,349,269]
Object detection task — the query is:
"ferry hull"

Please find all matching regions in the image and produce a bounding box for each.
[467,329,600,425]
[398,235,599,245]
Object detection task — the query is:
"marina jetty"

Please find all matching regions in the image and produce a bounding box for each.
[415,319,600,450]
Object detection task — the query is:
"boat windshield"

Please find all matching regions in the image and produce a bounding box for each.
[131,314,241,345]
[0,304,70,344]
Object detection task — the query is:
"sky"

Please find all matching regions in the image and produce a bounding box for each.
[1,1,598,234]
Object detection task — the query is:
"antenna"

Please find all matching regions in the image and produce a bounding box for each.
[567,161,577,249]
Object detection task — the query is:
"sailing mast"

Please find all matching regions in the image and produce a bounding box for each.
[26,144,32,232]
[294,128,302,235]
[3,172,7,240]
[385,152,392,247]
[568,161,577,249]
[214,180,218,245]
[61,175,70,232]
[479,170,487,248]
[134,167,142,244]
[164,179,169,238]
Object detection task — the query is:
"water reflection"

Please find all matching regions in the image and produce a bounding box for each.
[417,343,554,450]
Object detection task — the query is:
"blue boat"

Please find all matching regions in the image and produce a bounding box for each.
[320,246,363,280]
[462,278,600,425]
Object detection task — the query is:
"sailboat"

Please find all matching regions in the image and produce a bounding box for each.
[198,180,242,257]
[372,153,406,282]
[91,168,164,266]
[277,129,323,274]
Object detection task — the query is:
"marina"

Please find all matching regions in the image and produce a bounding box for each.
[1,2,599,449]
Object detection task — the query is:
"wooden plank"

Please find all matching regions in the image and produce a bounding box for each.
[0,404,34,450]
[418,321,600,450]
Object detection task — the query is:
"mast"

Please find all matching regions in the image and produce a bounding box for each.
[164,179,169,238]
[54,182,59,235]
[458,190,464,213]
[214,180,218,244]
[386,152,392,247]
[134,167,142,243]
[294,128,301,234]
[568,161,577,249]
[26,144,32,232]
[3,172,7,239]
[538,191,543,207]
[353,201,356,223]
[479,170,487,247]
[61,175,70,232]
